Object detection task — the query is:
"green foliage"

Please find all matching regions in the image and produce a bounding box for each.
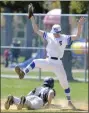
[0,1,88,14]
[70,1,88,14]
[0,1,47,13]
[60,1,70,13]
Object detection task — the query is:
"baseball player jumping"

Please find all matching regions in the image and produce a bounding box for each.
[5,77,56,110]
[15,4,85,110]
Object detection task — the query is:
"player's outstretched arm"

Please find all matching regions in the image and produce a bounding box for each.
[31,16,44,37]
[28,4,44,38]
[71,17,85,41]
[43,91,54,108]
[45,91,55,107]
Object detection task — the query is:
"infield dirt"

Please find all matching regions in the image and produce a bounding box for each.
[1,99,88,112]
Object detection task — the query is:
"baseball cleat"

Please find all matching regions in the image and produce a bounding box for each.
[15,66,25,79]
[68,101,76,110]
[4,95,14,110]
[17,96,26,110]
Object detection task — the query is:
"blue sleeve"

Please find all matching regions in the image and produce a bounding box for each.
[43,32,48,40]
[67,36,72,45]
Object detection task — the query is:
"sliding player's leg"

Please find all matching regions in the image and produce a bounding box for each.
[4,95,21,110]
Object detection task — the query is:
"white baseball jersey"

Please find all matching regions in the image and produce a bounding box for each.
[24,32,71,90]
[43,32,71,58]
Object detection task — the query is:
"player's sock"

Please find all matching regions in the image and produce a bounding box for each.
[13,96,21,105]
[24,61,35,74]
[64,88,71,101]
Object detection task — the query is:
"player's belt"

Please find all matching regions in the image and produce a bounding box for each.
[50,57,58,60]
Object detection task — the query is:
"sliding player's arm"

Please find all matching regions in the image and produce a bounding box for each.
[44,89,55,108]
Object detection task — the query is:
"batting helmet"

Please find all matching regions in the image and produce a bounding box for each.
[43,77,54,88]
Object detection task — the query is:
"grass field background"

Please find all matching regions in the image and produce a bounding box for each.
[1,65,88,112]
[1,78,88,101]
[1,65,88,79]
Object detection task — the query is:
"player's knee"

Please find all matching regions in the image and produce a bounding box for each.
[60,81,69,89]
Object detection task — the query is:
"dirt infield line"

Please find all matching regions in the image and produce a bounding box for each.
[1,99,88,112]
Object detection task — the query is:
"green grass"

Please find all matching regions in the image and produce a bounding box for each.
[1,78,88,112]
[1,78,88,102]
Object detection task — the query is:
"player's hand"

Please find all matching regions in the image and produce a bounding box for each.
[78,17,85,25]
[28,3,34,19]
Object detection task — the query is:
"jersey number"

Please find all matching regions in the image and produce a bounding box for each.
[59,41,62,46]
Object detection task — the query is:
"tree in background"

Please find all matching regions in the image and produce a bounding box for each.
[0,1,48,13]
[70,1,89,14]
[0,1,88,14]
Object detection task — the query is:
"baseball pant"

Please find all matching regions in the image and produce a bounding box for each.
[28,58,69,89]
[13,95,43,110]
[25,95,43,109]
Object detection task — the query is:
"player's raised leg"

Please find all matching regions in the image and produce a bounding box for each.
[15,58,53,79]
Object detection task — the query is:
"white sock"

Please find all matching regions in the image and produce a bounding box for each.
[24,65,32,74]
[24,61,35,74]
[13,96,20,105]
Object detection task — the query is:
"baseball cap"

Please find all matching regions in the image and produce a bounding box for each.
[50,24,61,34]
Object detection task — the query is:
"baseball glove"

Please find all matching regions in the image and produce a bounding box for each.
[28,3,34,19]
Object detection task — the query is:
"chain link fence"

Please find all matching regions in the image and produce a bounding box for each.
[1,13,88,82]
